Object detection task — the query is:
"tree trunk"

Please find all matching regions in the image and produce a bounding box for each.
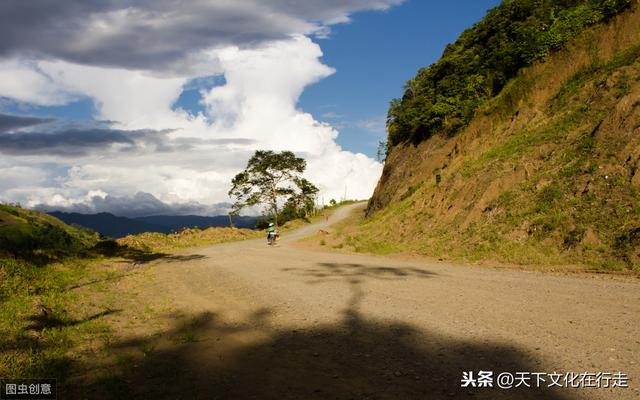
[228,213,234,228]
[273,202,279,228]
[271,182,279,228]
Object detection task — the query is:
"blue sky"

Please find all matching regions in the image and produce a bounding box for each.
[300,0,501,157]
[0,0,502,214]
[2,0,500,158]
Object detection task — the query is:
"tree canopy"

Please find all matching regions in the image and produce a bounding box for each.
[386,0,632,151]
[228,150,318,227]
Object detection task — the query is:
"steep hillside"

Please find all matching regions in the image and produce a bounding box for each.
[361,1,640,271]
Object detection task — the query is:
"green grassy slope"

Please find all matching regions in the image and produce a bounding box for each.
[0,204,108,380]
[0,204,100,261]
[0,203,265,382]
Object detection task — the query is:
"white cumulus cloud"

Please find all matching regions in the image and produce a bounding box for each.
[0,2,390,216]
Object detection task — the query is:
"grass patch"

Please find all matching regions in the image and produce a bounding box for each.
[554,42,640,105]
[535,184,563,212]
[0,256,115,380]
[400,183,423,201]
[116,227,261,252]
[460,111,584,178]
[346,237,400,255]
[172,332,198,344]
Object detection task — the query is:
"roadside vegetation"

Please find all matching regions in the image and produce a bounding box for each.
[0,196,353,396]
[0,191,337,381]
[0,202,266,387]
[0,204,113,380]
[116,227,262,252]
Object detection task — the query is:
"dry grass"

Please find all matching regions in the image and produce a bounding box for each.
[116,227,262,252]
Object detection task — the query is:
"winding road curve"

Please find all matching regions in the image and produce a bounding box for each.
[110,204,639,400]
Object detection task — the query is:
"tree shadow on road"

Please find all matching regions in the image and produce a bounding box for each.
[66,263,580,399]
[282,261,437,284]
[70,306,578,400]
[92,240,207,265]
[25,309,122,332]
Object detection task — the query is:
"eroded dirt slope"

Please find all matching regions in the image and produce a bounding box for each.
[364,4,640,270]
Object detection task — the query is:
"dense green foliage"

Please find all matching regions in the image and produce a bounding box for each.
[386,0,632,149]
[229,150,319,227]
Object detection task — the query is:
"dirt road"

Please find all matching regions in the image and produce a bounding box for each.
[85,204,639,400]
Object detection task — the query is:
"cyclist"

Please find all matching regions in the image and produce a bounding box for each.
[266,222,277,245]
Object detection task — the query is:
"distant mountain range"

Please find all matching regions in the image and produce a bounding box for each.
[48,211,259,238]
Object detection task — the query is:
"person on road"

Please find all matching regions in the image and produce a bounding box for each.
[266,222,277,245]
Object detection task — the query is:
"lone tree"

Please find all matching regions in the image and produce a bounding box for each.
[229,150,318,227]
